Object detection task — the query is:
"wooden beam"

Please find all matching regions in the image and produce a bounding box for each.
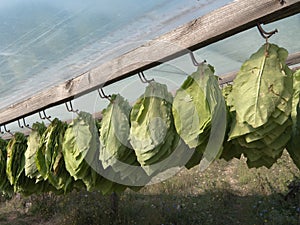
[0,0,300,125]
[2,51,299,140]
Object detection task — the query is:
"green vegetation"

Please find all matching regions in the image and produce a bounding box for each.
[0,150,300,225]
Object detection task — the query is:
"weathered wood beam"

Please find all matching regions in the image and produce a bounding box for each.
[2,52,299,140]
[0,0,300,125]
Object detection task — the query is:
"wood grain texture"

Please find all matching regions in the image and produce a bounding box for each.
[0,0,300,125]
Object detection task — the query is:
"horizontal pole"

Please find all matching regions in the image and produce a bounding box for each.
[0,0,299,125]
[2,52,299,140]
[219,52,300,85]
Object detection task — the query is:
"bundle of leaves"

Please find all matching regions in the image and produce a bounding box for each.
[25,122,59,194]
[172,63,227,169]
[6,133,27,190]
[129,81,180,176]
[227,43,293,168]
[287,69,300,168]
[36,118,77,193]
[6,132,51,195]
[63,111,126,194]
[25,122,46,180]
[0,138,12,194]
[220,84,243,161]
[100,94,148,187]
[63,111,104,191]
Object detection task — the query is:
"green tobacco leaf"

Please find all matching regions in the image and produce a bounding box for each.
[287,69,300,169]
[172,65,211,148]
[100,95,137,167]
[36,118,74,192]
[291,69,300,132]
[100,94,142,183]
[246,155,277,169]
[25,122,46,179]
[0,138,12,193]
[220,140,242,161]
[227,44,292,169]
[199,65,227,171]
[6,133,27,191]
[173,63,226,170]
[5,132,56,195]
[230,43,288,128]
[130,82,179,174]
[63,111,102,190]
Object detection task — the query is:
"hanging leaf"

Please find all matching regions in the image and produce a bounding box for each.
[0,138,13,194]
[200,68,227,171]
[100,94,146,185]
[25,122,47,180]
[6,133,27,188]
[287,69,300,169]
[130,81,180,175]
[172,65,211,148]
[230,43,288,128]
[36,118,75,192]
[173,63,227,170]
[100,95,137,168]
[227,43,293,168]
[220,84,243,161]
[63,111,104,191]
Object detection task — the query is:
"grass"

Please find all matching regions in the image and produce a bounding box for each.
[1,150,300,225]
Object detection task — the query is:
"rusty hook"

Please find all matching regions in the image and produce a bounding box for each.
[257,23,278,41]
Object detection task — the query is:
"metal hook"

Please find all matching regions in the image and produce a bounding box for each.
[2,125,13,136]
[65,101,79,115]
[17,119,24,129]
[189,51,206,67]
[39,110,52,123]
[257,23,278,41]
[17,118,33,130]
[138,71,154,84]
[189,51,201,67]
[97,88,112,101]
[39,111,45,120]
[22,117,32,130]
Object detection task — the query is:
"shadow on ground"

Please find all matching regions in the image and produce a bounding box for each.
[1,186,300,225]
